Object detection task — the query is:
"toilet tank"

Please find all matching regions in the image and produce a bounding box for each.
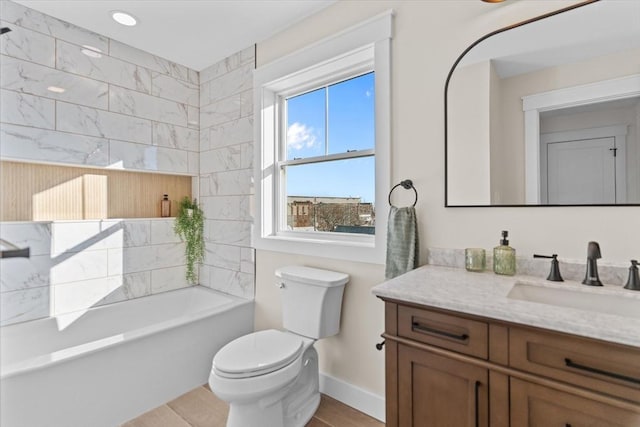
[275,266,349,339]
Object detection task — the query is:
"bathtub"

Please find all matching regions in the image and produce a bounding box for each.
[0,286,254,427]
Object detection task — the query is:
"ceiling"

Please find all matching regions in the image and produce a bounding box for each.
[13,0,336,71]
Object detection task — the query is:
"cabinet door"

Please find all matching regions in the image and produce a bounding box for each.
[398,344,488,427]
[511,378,640,426]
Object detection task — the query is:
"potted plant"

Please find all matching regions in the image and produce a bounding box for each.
[174,196,204,284]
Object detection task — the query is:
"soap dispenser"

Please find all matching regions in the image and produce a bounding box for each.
[493,230,516,276]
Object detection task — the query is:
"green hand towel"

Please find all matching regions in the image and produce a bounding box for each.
[385,206,419,279]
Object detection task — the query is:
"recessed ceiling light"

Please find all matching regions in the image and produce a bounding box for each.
[81,45,102,58]
[111,11,137,27]
[47,86,66,93]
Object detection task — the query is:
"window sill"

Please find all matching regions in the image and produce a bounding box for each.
[253,233,385,265]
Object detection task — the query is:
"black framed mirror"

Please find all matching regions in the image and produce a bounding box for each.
[445,0,640,207]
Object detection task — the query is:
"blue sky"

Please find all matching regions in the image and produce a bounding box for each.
[285,72,375,203]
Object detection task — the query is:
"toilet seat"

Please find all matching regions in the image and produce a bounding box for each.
[213,330,303,379]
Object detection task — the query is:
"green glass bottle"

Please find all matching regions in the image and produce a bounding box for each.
[493,230,516,276]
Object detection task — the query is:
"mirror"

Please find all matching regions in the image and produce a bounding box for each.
[446,0,640,206]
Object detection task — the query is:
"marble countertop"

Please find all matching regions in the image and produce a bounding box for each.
[372,265,640,348]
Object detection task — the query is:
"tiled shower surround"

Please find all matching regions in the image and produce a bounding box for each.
[0,219,187,325]
[0,1,199,173]
[198,47,256,300]
[0,0,256,325]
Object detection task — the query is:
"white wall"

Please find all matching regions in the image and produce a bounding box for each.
[489,60,507,203]
[447,61,491,205]
[254,0,640,403]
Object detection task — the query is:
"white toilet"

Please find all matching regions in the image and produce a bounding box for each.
[209,266,349,427]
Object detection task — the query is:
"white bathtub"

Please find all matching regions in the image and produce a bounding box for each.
[0,286,254,427]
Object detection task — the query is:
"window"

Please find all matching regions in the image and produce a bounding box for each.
[283,72,375,235]
[254,11,392,264]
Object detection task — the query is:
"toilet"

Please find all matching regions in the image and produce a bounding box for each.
[209,266,349,427]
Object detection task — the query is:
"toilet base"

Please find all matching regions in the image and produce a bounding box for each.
[223,346,320,427]
[284,392,320,427]
[227,399,285,427]
[282,346,320,427]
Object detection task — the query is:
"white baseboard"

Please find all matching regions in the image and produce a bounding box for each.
[318,373,385,422]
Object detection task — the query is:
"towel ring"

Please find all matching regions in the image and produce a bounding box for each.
[388,179,418,207]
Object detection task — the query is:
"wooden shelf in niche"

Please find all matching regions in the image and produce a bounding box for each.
[1,161,193,221]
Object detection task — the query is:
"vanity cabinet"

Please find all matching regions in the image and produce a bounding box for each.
[383,300,640,427]
[398,344,488,426]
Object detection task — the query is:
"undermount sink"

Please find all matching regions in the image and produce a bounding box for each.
[507,282,640,319]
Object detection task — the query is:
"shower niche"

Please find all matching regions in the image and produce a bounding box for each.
[0,161,193,221]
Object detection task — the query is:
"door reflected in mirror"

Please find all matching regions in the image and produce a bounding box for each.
[539,99,638,205]
[446,0,640,206]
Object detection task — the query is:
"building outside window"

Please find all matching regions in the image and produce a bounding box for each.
[287,196,375,234]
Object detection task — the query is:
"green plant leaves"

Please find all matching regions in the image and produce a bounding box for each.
[174,196,205,284]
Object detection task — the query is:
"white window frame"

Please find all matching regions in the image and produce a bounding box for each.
[253,11,393,264]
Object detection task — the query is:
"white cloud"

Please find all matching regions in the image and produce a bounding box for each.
[287,122,317,150]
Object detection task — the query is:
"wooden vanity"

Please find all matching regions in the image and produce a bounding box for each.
[373,266,640,426]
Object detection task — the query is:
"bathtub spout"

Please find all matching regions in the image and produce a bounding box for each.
[0,239,30,259]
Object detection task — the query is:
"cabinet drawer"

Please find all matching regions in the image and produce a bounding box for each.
[398,305,488,359]
[510,327,640,403]
[510,378,640,426]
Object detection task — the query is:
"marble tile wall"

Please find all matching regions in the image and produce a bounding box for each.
[198,46,256,300]
[0,219,188,326]
[0,0,197,326]
[0,0,199,175]
[426,247,630,286]
[1,1,259,326]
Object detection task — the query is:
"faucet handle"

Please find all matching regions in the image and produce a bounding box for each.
[624,260,640,291]
[587,241,601,259]
[533,254,564,282]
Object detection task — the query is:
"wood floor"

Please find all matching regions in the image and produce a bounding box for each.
[122,385,383,427]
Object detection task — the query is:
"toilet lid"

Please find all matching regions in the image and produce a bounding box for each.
[213,330,303,379]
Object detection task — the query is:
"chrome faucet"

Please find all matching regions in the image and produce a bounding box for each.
[582,241,603,286]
